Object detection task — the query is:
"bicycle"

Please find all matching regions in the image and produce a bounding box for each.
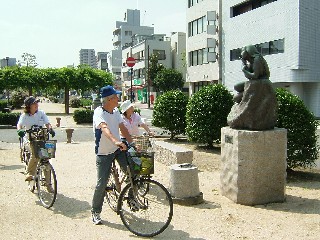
[105,136,173,237]
[19,125,58,209]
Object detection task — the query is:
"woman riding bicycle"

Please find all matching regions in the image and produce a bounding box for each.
[16,96,55,183]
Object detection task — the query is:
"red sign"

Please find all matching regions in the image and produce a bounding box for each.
[126,57,136,67]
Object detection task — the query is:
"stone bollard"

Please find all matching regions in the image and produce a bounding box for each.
[65,128,74,143]
[56,117,61,127]
[169,163,203,205]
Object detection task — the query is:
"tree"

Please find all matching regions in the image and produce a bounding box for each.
[147,53,165,87]
[153,68,184,92]
[20,53,38,67]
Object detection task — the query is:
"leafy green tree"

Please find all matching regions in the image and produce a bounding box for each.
[276,88,319,169]
[152,90,188,139]
[147,54,165,87]
[186,84,233,146]
[153,68,184,92]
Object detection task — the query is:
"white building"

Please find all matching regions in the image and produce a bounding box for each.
[121,32,187,102]
[110,9,154,82]
[79,49,97,68]
[186,0,220,95]
[187,0,320,117]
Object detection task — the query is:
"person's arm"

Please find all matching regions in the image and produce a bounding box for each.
[100,122,127,150]
[119,122,133,144]
[140,123,154,136]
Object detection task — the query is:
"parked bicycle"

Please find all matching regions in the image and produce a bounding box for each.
[105,136,173,237]
[19,125,57,209]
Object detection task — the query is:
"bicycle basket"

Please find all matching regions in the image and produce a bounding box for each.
[132,136,150,151]
[32,140,57,159]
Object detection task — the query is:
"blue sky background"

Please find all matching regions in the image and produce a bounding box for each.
[0,0,186,68]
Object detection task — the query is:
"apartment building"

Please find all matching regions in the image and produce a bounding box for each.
[97,52,108,71]
[110,9,154,83]
[186,0,220,95]
[187,0,320,117]
[79,49,97,68]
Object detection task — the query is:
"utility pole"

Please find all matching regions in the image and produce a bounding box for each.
[5,57,9,104]
[147,45,150,109]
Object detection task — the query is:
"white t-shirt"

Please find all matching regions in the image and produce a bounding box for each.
[121,112,144,136]
[93,106,124,155]
[17,110,50,130]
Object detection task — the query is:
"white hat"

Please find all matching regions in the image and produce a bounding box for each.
[120,100,134,113]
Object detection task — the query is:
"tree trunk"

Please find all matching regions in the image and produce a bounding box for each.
[64,87,69,114]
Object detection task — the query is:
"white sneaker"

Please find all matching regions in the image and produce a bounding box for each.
[92,212,102,225]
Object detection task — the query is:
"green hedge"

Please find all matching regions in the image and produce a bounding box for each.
[73,109,93,124]
[0,100,7,111]
[0,112,21,126]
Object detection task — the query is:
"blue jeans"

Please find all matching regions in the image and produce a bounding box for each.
[91,149,128,214]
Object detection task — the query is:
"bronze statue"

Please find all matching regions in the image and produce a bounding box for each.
[227,45,278,131]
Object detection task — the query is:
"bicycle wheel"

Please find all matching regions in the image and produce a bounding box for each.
[106,170,121,212]
[36,161,57,208]
[118,179,173,237]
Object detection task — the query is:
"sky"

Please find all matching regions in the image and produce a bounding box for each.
[0,0,186,68]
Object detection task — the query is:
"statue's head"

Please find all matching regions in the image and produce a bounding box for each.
[241,45,260,59]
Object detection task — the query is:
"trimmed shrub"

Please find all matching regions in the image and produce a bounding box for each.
[69,98,81,108]
[0,100,7,111]
[0,112,21,126]
[186,84,233,146]
[80,98,92,107]
[73,109,93,124]
[152,90,188,139]
[276,88,319,169]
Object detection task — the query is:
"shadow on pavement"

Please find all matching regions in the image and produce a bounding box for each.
[50,193,91,219]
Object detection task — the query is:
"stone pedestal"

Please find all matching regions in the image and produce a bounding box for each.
[56,117,61,127]
[169,163,203,205]
[65,128,74,143]
[220,127,287,205]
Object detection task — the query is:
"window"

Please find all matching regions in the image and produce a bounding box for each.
[270,39,284,54]
[192,21,197,36]
[188,0,204,8]
[231,0,277,18]
[230,38,284,61]
[230,48,241,61]
[188,16,207,37]
[192,81,210,94]
[153,50,166,60]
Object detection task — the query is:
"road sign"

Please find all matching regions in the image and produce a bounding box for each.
[126,57,135,67]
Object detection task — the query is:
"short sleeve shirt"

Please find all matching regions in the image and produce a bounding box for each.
[17,110,50,130]
[121,112,144,136]
[93,106,124,155]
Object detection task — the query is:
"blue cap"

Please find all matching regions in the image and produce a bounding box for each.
[100,85,121,98]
